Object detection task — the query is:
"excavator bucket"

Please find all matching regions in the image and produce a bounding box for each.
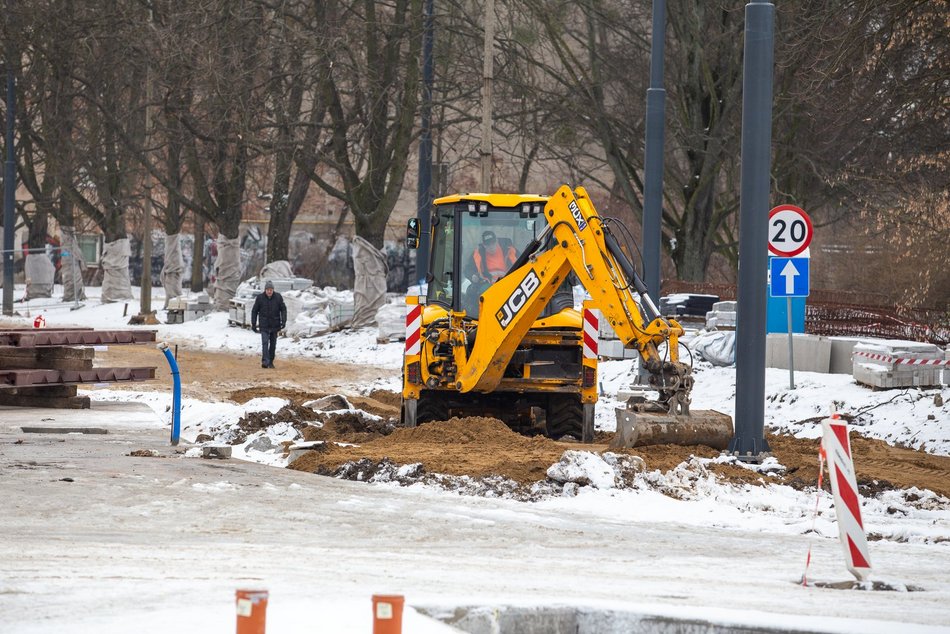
[611,407,734,450]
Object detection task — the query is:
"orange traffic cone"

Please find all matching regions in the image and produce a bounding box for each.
[372,594,404,634]
[235,589,268,634]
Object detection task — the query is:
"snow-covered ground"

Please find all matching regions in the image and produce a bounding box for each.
[2,284,949,633]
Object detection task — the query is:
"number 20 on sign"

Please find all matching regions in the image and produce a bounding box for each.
[768,204,813,257]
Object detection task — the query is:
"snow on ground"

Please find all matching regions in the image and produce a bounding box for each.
[3,284,950,632]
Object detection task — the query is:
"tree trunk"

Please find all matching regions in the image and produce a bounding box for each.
[266,151,292,262]
[354,212,389,251]
[671,188,717,283]
[190,215,205,292]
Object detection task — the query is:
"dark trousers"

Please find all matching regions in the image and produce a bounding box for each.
[260,329,278,366]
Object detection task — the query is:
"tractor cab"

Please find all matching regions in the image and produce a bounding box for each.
[418,194,549,319]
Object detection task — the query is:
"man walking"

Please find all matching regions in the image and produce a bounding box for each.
[251,280,287,369]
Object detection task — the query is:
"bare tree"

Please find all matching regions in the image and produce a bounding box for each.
[144,0,267,307]
[258,1,330,263]
[304,0,424,249]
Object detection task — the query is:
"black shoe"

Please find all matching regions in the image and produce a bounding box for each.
[261,362,267,368]
[267,363,275,369]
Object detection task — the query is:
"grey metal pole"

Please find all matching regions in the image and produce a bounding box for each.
[642,0,666,303]
[787,296,795,389]
[479,0,495,192]
[414,0,434,286]
[2,37,15,316]
[730,0,775,461]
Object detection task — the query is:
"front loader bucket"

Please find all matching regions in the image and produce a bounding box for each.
[611,408,733,450]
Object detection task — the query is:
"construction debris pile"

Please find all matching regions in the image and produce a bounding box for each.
[176,388,950,505]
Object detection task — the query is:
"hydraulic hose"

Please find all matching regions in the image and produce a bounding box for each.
[158,342,181,446]
[603,230,661,322]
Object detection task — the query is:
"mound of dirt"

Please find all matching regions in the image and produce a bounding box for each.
[301,412,396,444]
[291,416,608,484]
[229,387,321,405]
[766,433,950,498]
[225,404,324,444]
[346,391,401,418]
[228,387,402,420]
[289,414,950,497]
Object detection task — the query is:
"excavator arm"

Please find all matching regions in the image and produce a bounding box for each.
[457,185,694,415]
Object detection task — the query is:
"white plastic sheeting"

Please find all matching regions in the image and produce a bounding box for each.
[687,330,737,366]
[60,226,86,302]
[375,301,405,342]
[259,260,294,280]
[212,234,241,310]
[350,236,388,328]
[100,238,133,303]
[160,233,184,307]
[24,253,56,299]
[281,286,355,338]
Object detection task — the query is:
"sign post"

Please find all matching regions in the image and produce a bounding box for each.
[768,205,813,390]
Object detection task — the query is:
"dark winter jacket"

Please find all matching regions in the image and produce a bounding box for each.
[251,291,287,331]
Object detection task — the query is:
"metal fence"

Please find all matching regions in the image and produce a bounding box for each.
[660,280,950,345]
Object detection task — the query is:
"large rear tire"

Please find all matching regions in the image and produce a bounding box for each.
[546,394,586,441]
[417,392,450,424]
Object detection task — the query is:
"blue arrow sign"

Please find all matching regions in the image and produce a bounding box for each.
[769,257,809,297]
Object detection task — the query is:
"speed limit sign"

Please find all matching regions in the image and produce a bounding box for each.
[768,205,813,257]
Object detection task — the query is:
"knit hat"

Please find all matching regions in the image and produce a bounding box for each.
[264,280,274,290]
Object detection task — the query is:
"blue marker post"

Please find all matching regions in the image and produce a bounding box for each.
[158,342,181,445]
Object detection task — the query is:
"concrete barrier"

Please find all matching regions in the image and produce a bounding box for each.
[765,333,831,372]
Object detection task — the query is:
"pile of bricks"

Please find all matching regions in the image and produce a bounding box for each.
[0,328,157,408]
[167,293,214,324]
[852,340,946,389]
[705,301,737,330]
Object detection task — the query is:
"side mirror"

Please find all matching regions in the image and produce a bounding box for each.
[406,218,420,249]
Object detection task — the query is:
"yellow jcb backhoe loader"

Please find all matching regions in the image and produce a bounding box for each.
[401,185,732,448]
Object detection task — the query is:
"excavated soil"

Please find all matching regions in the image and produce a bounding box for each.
[291,416,596,484]
[96,346,950,496]
[289,412,950,496]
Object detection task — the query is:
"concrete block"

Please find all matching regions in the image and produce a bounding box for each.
[327,302,355,329]
[712,301,736,312]
[598,339,638,360]
[766,333,831,372]
[185,307,213,321]
[201,445,232,459]
[853,362,942,389]
[266,277,312,293]
[854,340,941,363]
[829,338,864,374]
[597,317,618,341]
[851,340,944,389]
[286,441,326,463]
[705,310,736,330]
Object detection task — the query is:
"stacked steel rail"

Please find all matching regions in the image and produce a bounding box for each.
[0,328,157,408]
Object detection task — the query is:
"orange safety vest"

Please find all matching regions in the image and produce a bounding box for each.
[474,241,516,281]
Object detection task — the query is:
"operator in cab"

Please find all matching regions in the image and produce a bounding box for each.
[470,230,517,284]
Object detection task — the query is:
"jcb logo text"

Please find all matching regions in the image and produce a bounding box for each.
[497,270,541,329]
